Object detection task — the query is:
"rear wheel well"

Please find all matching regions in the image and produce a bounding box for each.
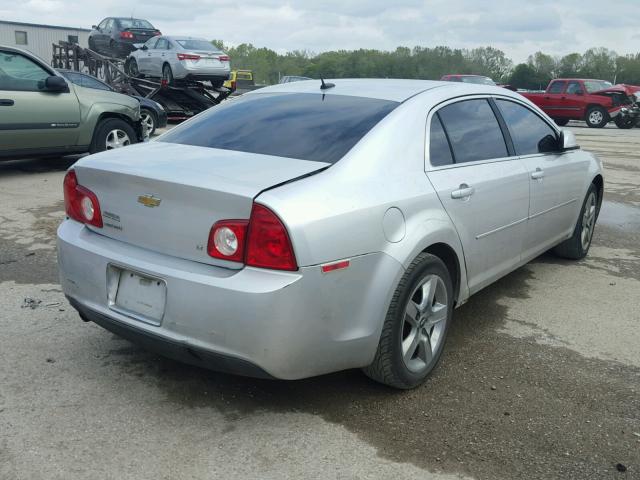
[422,243,461,305]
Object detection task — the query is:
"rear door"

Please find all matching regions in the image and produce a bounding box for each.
[0,50,80,153]
[494,98,589,259]
[426,98,530,294]
[561,80,587,119]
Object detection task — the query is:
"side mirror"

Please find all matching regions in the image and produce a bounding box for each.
[575,91,584,96]
[40,76,69,93]
[142,45,148,51]
[560,129,579,151]
[92,25,98,30]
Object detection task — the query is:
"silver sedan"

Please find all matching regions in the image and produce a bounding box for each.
[57,79,603,389]
[126,36,230,87]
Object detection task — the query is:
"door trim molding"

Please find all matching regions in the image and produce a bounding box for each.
[528,198,578,220]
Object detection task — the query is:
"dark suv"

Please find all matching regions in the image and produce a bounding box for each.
[89,18,161,58]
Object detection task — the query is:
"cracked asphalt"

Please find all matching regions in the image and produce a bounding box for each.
[1,124,639,480]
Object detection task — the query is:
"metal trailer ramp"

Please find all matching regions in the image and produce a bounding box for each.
[52,41,231,121]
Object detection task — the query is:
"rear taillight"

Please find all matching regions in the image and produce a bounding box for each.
[177,53,200,61]
[207,203,297,271]
[63,170,103,228]
[119,31,134,39]
[154,30,161,36]
[246,204,297,271]
[207,220,248,263]
[218,55,230,62]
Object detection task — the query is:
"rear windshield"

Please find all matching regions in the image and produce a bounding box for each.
[461,76,496,86]
[159,93,398,164]
[118,18,154,29]
[176,40,218,51]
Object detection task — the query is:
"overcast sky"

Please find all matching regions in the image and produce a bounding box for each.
[4,0,639,62]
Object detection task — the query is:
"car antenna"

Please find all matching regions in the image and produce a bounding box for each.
[320,77,335,90]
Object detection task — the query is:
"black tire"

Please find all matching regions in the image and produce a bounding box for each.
[90,118,137,154]
[88,37,96,52]
[554,118,570,127]
[552,183,599,260]
[585,106,609,128]
[210,78,224,88]
[162,64,174,85]
[614,115,635,129]
[140,108,157,136]
[126,58,139,78]
[363,253,454,389]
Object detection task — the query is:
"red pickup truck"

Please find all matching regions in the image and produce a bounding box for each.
[521,79,640,129]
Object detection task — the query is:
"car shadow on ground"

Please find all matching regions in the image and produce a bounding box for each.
[94,256,637,480]
[0,156,81,175]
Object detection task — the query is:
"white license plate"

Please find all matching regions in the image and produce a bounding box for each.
[108,266,166,324]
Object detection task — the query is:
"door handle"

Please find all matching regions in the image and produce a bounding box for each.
[531,168,545,180]
[0,99,14,106]
[451,184,475,199]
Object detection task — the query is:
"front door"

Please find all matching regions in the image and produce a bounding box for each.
[0,50,80,154]
[426,98,530,294]
[493,98,589,259]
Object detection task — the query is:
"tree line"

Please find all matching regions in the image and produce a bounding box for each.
[212,40,640,90]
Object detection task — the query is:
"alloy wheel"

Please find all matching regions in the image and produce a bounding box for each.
[105,129,131,150]
[141,112,155,134]
[401,274,449,373]
[581,192,597,250]
[589,110,604,125]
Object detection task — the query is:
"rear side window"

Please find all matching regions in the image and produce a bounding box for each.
[429,114,454,166]
[159,93,398,164]
[496,100,559,155]
[437,99,508,163]
[548,81,566,94]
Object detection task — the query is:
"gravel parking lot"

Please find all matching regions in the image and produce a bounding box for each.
[1,123,638,480]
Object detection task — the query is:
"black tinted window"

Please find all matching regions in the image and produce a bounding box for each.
[548,81,566,94]
[566,81,583,95]
[496,100,559,155]
[429,114,453,166]
[159,93,398,164]
[437,99,508,163]
[62,72,111,91]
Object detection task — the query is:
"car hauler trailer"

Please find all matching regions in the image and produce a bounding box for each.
[52,41,232,121]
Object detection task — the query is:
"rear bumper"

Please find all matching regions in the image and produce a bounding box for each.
[68,297,274,378]
[57,220,403,379]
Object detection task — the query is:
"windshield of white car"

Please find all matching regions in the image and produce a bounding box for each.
[159,92,398,164]
[118,18,154,29]
[176,40,219,51]
[461,76,496,85]
[583,80,613,93]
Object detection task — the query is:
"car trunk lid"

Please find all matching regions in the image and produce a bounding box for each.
[73,142,329,268]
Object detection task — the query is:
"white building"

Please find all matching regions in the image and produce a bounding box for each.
[0,20,90,65]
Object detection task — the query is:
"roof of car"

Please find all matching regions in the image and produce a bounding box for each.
[249,78,515,103]
[165,36,209,41]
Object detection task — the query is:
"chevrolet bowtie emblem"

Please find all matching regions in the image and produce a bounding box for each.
[137,194,162,208]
